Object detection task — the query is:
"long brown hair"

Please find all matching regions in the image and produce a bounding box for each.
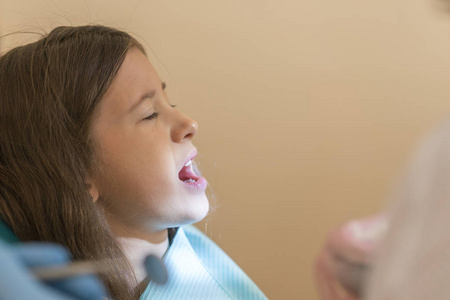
[0,25,146,299]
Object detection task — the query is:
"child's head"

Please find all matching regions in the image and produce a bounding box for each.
[89,46,210,235]
[0,25,208,299]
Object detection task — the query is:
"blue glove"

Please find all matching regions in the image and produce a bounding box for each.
[0,240,107,300]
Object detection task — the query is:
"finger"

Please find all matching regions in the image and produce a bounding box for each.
[314,249,339,300]
[13,243,71,268]
[314,249,360,300]
[49,275,108,300]
[325,215,387,264]
[0,241,75,300]
[13,243,107,299]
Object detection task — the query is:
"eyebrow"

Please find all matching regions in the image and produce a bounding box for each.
[129,82,167,113]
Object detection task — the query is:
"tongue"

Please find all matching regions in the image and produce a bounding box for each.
[179,164,200,181]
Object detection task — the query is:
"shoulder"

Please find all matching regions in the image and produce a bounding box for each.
[181,225,233,265]
[182,225,220,251]
[141,225,267,299]
[180,225,268,300]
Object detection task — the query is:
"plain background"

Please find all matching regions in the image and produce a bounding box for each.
[2,0,450,298]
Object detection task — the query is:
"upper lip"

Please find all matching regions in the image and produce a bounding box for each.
[180,148,197,172]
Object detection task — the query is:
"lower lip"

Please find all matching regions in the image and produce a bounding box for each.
[182,176,208,191]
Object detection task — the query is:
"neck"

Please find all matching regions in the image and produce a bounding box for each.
[107,217,168,244]
[108,218,170,286]
[118,234,169,285]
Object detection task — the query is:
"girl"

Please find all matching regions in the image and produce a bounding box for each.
[0,25,267,299]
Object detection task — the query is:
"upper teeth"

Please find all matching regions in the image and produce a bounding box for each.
[185,160,192,167]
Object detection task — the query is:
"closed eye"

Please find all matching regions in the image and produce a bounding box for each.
[161,82,176,108]
[143,112,159,121]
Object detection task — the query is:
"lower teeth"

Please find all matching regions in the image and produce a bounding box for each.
[184,179,196,183]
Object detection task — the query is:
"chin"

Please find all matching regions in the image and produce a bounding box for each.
[188,194,210,223]
[175,194,210,226]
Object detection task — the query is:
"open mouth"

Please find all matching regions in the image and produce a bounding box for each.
[178,151,208,191]
[178,159,201,183]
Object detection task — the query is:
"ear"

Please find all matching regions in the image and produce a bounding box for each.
[85,177,99,203]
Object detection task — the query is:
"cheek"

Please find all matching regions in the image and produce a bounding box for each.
[98,157,162,200]
[95,144,176,208]
[97,133,163,184]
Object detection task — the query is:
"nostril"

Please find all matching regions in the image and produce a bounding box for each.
[184,132,194,140]
[171,115,198,142]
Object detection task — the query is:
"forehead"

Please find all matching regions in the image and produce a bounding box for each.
[100,48,161,117]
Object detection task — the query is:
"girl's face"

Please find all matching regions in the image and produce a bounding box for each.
[90,48,209,234]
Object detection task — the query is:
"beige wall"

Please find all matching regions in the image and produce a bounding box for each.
[3,0,450,298]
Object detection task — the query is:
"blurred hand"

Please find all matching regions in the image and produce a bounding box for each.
[314,214,388,300]
[0,240,107,300]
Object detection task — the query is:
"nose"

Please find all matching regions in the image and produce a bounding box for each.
[170,109,198,143]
